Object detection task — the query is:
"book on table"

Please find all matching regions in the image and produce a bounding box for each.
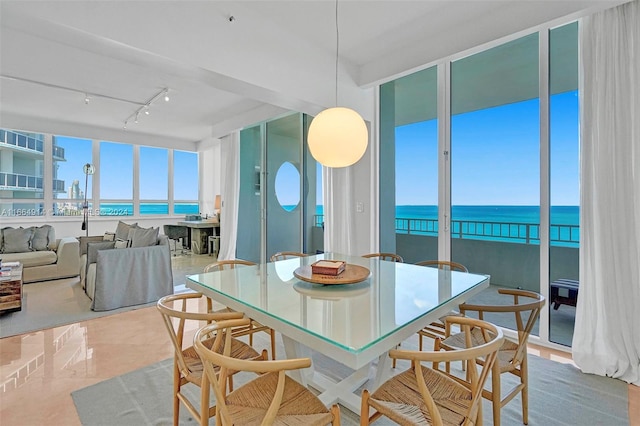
[311,260,346,276]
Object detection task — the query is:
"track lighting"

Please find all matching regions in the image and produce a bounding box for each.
[123,87,170,128]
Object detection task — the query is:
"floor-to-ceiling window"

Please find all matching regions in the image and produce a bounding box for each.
[380,22,579,347]
[549,22,579,346]
[451,32,541,291]
[379,66,438,260]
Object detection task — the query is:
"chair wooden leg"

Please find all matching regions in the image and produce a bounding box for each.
[200,375,210,426]
[270,328,277,360]
[522,354,529,424]
[331,404,341,425]
[360,389,371,426]
[491,362,501,426]
[173,362,180,426]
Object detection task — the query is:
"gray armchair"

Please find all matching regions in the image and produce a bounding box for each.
[85,235,173,311]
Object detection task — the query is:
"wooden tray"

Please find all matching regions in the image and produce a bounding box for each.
[293,264,370,285]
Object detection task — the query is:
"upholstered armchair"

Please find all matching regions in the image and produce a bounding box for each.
[84,233,173,311]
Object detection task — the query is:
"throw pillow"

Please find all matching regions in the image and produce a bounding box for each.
[114,238,129,249]
[129,227,159,248]
[115,221,138,241]
[103,232,116,241]
[87,241,116,264]
[31,225,53,251]
[2,227,34,253]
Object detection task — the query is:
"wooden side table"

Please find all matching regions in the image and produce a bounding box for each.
[0,262,24,314]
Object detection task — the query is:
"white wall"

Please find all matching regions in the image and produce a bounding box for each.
[198,137,222,218]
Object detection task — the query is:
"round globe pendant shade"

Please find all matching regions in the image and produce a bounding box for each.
[308,107,368,168]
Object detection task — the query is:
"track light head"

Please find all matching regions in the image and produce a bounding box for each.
[84,94,90,104]
[164,94,170,102]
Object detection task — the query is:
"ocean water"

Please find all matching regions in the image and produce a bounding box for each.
[315,204,579,245]
[99,203,198,216]
[316,205,579,225]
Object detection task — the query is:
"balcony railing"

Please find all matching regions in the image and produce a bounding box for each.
[0,130,44,153]
[313,214,579,246]
[0,172,65,193]
[0,129,66,159]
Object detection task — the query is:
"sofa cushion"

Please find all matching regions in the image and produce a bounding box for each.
[31,225,55,251]
[2,227,34,253]
[128,226,159,248]
[115,221,138,241]
[2,250,57,268]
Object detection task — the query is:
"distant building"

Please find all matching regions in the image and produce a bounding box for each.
[0,128,66,215]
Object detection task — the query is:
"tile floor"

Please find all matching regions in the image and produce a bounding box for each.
[0,254,636,425]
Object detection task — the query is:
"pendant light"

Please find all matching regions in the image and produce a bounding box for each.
[308,0,368,168]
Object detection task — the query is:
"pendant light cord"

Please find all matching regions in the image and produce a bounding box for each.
[334,0,339,107]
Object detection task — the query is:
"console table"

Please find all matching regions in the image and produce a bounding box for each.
[0,262,24,314]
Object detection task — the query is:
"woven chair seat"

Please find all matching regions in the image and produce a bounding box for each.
[181,336,263,383]
[224,372,334,425]
[440,325,521,373]
[369,366,471,425]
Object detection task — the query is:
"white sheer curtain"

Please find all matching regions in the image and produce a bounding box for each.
[323,166,356,254]
[217,132,240,261]
[573,0,639,385]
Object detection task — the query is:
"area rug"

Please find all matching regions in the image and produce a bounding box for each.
[0,258,205,338]
[72,351,629,425]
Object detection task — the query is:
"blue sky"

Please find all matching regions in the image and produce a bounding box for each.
[55,90,578,208]
[396,91,579,206]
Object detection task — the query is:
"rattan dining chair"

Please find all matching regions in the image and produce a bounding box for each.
[156,293,268,426]
[362,252,404,262]
[203,259,277,360]
[194,318,341,426]
[269,251,308,262]
[361,316,504,426]
[434,288,545,426]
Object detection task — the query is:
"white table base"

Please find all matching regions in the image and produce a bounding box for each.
[282,335,393,414]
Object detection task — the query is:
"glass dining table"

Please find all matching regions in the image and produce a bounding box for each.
[186,252,489,413]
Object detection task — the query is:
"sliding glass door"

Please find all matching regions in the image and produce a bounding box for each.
[380,66,439,262]
[380,22,580,347]
[549,22,579,346]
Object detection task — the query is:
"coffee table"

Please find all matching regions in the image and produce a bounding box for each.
[0,262,24,313]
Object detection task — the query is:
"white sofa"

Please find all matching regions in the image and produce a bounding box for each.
[0,225,80,283]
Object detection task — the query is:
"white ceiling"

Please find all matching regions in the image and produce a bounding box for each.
[0,0,624,150]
